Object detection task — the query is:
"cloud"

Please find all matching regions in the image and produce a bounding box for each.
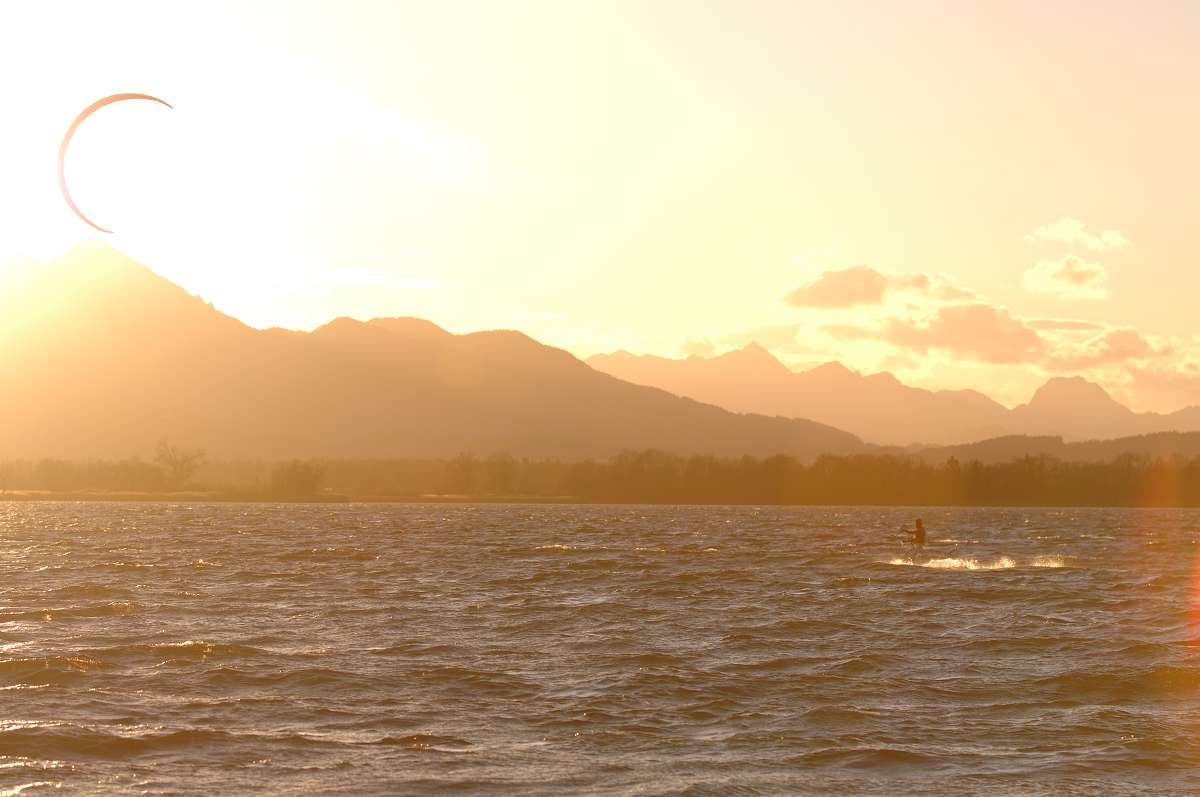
[1046,328,1156,371]
[822,303,1044,365]
[1126,362,1200,411]
[1028,318,1106,331]
[1026,217,1132,252]
[1092,328,1153,360]
[1022,255,1108,299]
[890,273,976,302]
[785,266,975,310]
[678,337,715,358]
[882,304,1045,365]
[822,323,874,342]
[785,265,888,308]
[719,324,831,355]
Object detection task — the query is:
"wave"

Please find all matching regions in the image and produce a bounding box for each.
[368,642,458,658]
[0,602,141,622]
[886,555,1068,570]
[604,651,688,668]
[366,734,472,751]
[0,726,324,760]
[413,666,538,697]
[796,746,938,768]
[887,556,1015,570]
[1032,665,1200,700]
[278,547,377,562]
[0,783,59,797]
[0,656,108,686]
[92,640,267,664]
[51,584,131,598]
[797,705,880,725]
[203,666,376,690]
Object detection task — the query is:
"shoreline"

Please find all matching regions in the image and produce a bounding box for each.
[0,490,1197,508]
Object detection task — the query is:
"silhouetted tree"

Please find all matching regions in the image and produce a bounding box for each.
[269,460,326,498]
[483,453,517,495]
[445,452,477,495]
[154,439,205,490]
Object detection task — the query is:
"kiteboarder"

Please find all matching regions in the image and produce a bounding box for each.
[903,518,926,552]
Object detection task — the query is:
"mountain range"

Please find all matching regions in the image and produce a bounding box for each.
[587,347,1200,446]
[0,244,860,461]
[7,242,1200,463]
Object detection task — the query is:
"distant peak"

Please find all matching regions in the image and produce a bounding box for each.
[1032,375,1111,400]
[0,241,247,337]
[1027,376,1127,412]
[56,240,157,277]
[725,342,779,361]
[7,242,189,300]
[806,361,857,378]
[317,316,365,330]
[866,370,901,385]
[714,343,792,375]
[367,317,452,339]
[61,239,123,260]
[585,350,631,362]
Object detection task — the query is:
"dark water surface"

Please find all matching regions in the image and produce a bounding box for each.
[1,503,1199,795]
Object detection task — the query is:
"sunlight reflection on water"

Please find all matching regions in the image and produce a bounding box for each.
[0,502,1196,794]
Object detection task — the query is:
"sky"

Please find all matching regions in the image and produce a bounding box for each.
[1,1,1198,411]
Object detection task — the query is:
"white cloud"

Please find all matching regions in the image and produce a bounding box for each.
[1022,255,1108,300]
[785,265,888,308]
[1028,318,1105,332]
[1045,328,1156,371]
[785,266,974,310]
[1026,217,1132,252]
[881,304,1045,365]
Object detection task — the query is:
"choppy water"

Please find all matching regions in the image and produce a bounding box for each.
[1,503,1199,795]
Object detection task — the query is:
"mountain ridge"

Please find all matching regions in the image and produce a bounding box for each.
[587,346,1200,446]
[0,244,862,461]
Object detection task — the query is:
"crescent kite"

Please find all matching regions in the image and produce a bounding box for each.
[58,93,173,234]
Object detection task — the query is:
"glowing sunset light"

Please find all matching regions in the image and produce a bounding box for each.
[3,6,1200,794]
[2,1,1199,412]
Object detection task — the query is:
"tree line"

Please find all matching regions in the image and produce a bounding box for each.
[0,439,327,499]
[4,447,1200,506]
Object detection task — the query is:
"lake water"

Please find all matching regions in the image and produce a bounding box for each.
[1,502,1198,795]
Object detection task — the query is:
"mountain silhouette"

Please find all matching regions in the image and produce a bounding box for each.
[588,347,1011,445]
[0,244,862,460]
[588,346,1200,446]
[1001,376,1200,441]
[1009,377,1140,439]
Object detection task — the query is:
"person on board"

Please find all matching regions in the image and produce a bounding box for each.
[903,518,927,550]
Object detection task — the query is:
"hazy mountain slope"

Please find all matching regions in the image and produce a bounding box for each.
[588,347,1200,446]
[1004,377,1200,441]
[0,244,862,461]
[588,347,1012,445]
[1008,377,1139,439]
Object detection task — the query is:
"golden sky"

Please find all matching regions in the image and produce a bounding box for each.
[2,1,1198,410]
